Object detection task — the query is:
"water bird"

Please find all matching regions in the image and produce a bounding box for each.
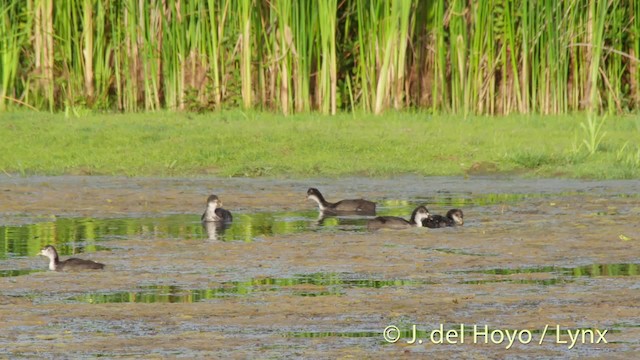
[422,209,464,228]
[39,245,105,271]
[306,188,376,215]
[201,194,233,223]
[367,206,431,229]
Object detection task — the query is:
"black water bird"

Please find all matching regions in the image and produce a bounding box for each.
[201,194,233,223]
[367,206,431,229]
[39,245,105,271]
[306,188,376,215]
[422,209,464,228]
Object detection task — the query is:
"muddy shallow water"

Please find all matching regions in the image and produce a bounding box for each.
[0,175,639,358]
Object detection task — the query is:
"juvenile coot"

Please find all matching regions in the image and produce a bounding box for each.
[422,209,464,228]
[201,195,233,223]
[307,188,376,215]
[368,206,431,229]
[39,245,105,271]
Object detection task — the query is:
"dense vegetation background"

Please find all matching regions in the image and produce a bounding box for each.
[2,0,640,115]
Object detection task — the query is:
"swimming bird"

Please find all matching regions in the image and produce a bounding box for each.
[39,245,105,271]
[367,206,431,229]
[201,194,233,223]
[306,188,376,215]
[422,209,464,228]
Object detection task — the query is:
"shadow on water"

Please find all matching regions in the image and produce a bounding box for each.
[0,210,376,277]
[67,273,432,304]
[459,278,571,285]
[0,210,361,260]
[432,248,499,257]
[465,263,640,277]
[0,269,43,277]
[455,264,639,286]
[381,191,582,209]
[1,189,522,261]
[0,190,574,260]
[0,191,611,277]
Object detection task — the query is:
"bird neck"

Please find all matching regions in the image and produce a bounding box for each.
[309,194,328,210]
[205,202,219,216]
[411,211,429,226]
[207,202,218,212]
[48,256,59,271]
[203,203,222,221]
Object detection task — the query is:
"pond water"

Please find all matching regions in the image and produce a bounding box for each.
[0,191,570,258]
[68,275,432,304]
[0,176,638,358]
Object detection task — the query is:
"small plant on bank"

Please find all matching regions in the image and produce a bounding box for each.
[616,142,640,169]
[580,114,607,156]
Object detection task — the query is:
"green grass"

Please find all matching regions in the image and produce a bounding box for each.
[0,111,638,179]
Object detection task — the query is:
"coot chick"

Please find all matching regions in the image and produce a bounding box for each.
[201,195,233,223]
[368,206,431,229]
[39,245,105,271]
[307,188,376,215]
[422,209,464,228]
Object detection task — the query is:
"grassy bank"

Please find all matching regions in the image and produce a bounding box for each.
[1,112,639,179]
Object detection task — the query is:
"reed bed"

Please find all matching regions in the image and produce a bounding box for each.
[1,0,639,114]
